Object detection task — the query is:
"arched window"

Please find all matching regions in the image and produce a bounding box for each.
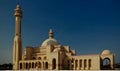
[29,63,31,68]
[32,62,34,68]
[26,63,28,69]
[20,63,22,69]
[32,57,36,60]
[38,57,41,60]
[75,60,78,68]
[79,59,82,67]
[67,60,70,69]
[24,57,26,60]
[38,62,41,69]
[71,58,74,63]
[45,62,48,69]
[88,59,91,67]
[52,58,56,69]
[44,56,46,60]
[71,59,74,69]
[35,62,38,67]
[84,59,87,68]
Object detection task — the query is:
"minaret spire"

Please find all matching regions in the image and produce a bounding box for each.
[49,28,54,38]
[14,4,22,36]
[13,4,23,70]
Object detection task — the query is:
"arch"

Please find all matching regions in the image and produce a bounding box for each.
[20,63,22,69]
[67,60,70,69]
[62,59,65,69]
[88,59,91,70]
[71,58,74,63]
[88,59,91,67]
[32,57,36,60]
[75,60,78,69]
[79,59,82,67]
[45,62,48,69]
[71,59,74,69]
[38,62,41,69]
[32,62,34,68]
[102,58,111,70]
[29,63,31,69]
[84,59,87,68]
[24,57,26,60]
[44,56,46,60]
[103,58,111,66]
[35,62,38,68]
[52,58,56,69]
[38,57,41,60]
[26,63,28,69]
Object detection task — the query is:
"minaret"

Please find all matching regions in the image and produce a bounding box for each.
[13,4,22,70]
[49,28,54,39]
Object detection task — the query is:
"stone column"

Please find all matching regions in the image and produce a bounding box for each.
[77,60,79,70]
[82,60,84,70]
[56,64,58,70]
[86,60,88,70]
[31,62,32,69]
[24,62,26,69]
[111,60,114,69]
[73,59,75,70]
[42,62,44,69]
[49,63,52,70]
[69,60,72,70]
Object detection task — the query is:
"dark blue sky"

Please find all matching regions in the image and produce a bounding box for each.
[0,0,120,64]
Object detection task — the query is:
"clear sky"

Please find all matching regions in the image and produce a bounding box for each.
[0,0,120,64]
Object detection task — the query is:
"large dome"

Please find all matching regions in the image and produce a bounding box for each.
[101,50,112,55]
[41,29,59,46]
[41,38,59,46]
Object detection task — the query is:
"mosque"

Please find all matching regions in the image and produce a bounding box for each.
[13,4,115,70]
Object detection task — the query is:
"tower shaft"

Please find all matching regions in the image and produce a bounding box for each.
[15,17,22,36]
[13,4,22,70]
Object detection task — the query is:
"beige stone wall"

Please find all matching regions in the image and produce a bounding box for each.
[71,54,100,70]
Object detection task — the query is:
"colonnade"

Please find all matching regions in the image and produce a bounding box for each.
[19,60,48,70]
[19,58,92,70]
[72,59,92,70]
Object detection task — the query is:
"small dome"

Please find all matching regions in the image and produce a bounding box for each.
[41,38,59,46]
[53,48,61,52]
[101,50,112,55]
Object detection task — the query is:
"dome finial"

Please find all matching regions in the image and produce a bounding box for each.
[49,28,54,38]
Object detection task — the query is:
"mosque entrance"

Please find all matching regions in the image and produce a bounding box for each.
[101,58,111,70]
